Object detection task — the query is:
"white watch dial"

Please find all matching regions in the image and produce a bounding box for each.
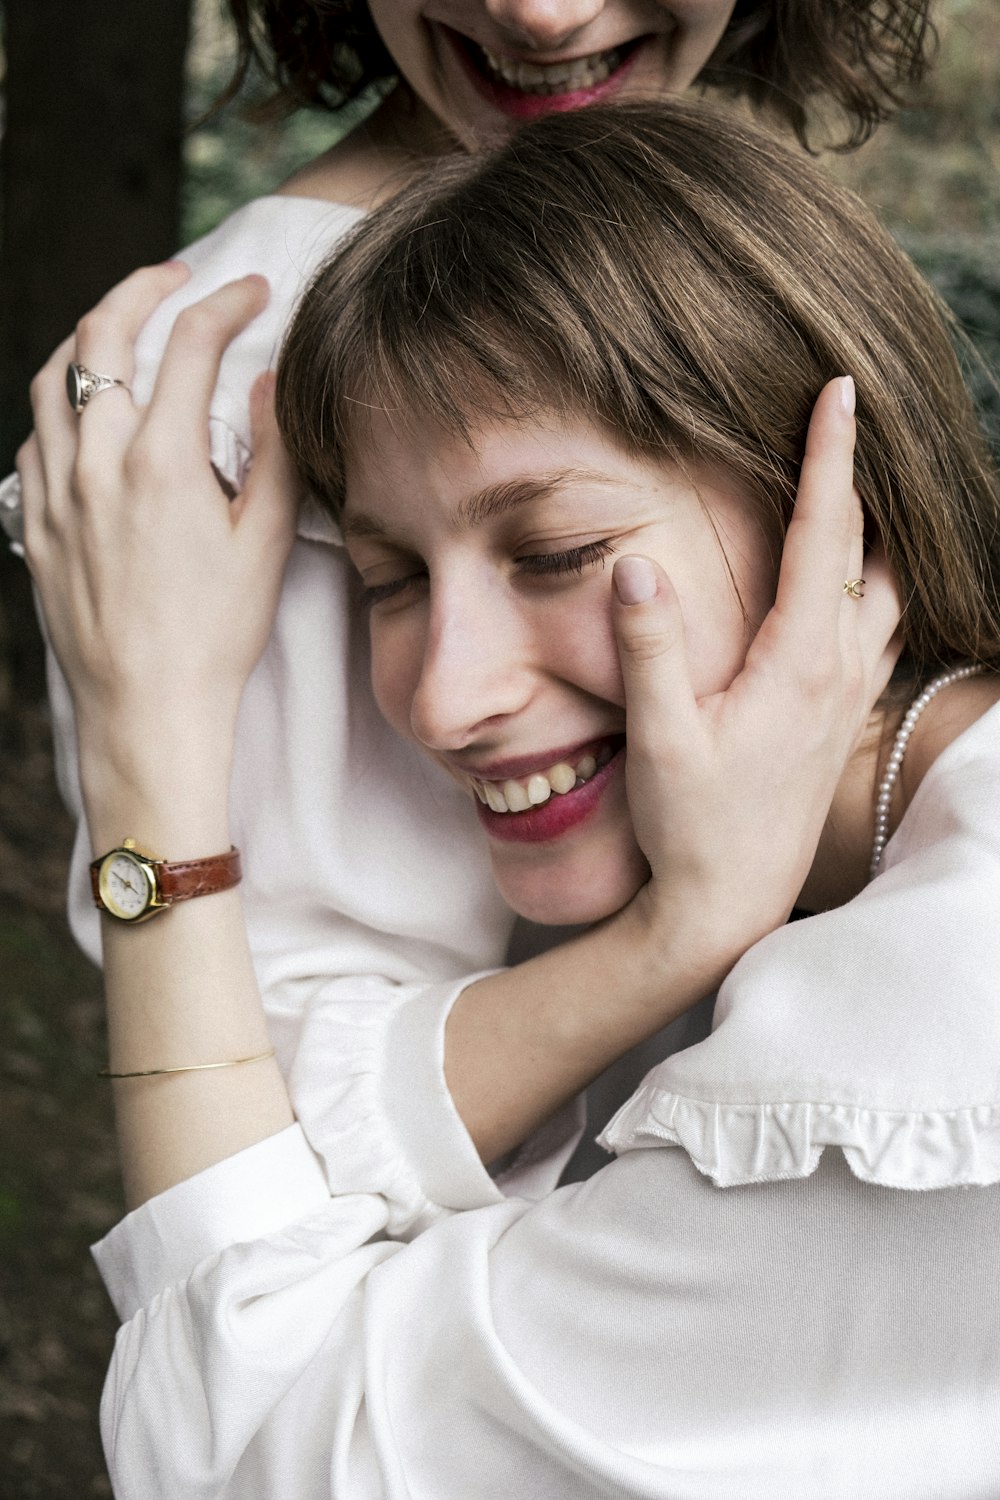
[100,851,153,919]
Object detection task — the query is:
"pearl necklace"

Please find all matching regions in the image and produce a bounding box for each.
[869,663,986,878]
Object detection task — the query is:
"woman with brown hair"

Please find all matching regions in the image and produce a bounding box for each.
[20,98,1000,1494]
[4,0,932,1221]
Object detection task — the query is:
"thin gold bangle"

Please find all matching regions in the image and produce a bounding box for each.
[98,1047,276,1080]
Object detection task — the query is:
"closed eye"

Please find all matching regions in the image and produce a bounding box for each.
[358,568,428,607]
[358,538,615,606]
[516,538,616,578]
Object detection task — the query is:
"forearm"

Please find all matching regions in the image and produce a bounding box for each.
[83,731,293,1210]
[447,889,734,1166]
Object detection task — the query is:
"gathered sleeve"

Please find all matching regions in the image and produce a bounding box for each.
[95,1121,1000,1500]
[276,969,586,1235]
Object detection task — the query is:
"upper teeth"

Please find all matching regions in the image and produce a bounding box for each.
[479,44,623,95]
[473,744,614,814]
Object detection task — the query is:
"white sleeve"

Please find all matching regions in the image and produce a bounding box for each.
[46,199,582,1233]
[95,1126,1000,1500]
[279,969,586,1235]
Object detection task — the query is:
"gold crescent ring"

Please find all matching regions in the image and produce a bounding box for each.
[843,578,866,600]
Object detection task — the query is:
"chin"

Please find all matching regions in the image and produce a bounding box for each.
[491,834,649,928]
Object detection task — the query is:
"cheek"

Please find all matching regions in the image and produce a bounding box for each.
[674,589,752,696]
[367,2,426,92]
[369,616,423,742]
[660,0,737,36]
[533,578,626,707]
[667,521,777,697]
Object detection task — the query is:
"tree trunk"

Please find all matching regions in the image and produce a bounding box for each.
[0,0,194,716]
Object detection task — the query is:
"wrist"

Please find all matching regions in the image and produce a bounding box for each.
[608,879,759,1016]
[78,728,235,860]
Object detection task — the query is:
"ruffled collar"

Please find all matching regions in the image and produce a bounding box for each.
[600,698,1000,1190]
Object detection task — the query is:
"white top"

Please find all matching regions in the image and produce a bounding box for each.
[94,701,1000,1497]
[41,194,610,1229]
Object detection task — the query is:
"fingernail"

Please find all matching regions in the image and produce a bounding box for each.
[838,375,856,416]
[614,556,656,605]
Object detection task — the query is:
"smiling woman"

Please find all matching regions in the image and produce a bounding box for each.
[6,0,977,1490]
[342,415,773,924]
[364,0,738,139]
[278,96,1000,919]
[20,96,1000,1495]
[228,0,936,147]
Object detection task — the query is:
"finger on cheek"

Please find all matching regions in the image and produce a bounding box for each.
[614,555,657,606]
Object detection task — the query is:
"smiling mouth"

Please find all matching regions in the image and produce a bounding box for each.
[470,736,622,814]
[453,31,645,99]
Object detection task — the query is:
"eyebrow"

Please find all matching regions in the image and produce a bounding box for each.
[342,467,630,540]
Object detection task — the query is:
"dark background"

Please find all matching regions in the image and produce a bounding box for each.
[0,1,997,1492]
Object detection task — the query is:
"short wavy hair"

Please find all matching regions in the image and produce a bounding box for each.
[223,0,934,149]
[276,99,1000,682]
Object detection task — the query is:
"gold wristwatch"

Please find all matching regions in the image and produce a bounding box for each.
[89,839,242,923]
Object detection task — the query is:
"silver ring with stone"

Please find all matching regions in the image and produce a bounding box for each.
[66,362,130,414]
[0,471,25,557]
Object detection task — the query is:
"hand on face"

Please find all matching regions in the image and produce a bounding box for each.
[346,380,901,942]
[368,0,737,147]
[17,266,299,789]
[608,378,902,951]
[344,407,772,926]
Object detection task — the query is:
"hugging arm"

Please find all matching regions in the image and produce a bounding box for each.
[20,270,898,1207]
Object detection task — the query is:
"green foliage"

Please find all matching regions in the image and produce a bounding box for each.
[182,1,380,241]
[906,233,1000,451]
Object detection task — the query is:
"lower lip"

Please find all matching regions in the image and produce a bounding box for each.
[474,743,624,844]
[447,30,646,121]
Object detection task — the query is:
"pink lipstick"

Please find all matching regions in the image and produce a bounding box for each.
[474,741,625,844]
[446,29,646,121]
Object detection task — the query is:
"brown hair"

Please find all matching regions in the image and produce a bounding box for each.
[224,0,934,148]
[276,98,1000,681]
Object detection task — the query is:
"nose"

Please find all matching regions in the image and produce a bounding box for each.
[409,581,534,752]
[482,0,607,50]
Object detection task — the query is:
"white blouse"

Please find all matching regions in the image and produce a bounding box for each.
[40,193,622,1228]
[94,702,1000,1497]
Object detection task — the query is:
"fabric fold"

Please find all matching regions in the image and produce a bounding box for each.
[285,970,584,1237]
[601,700,1000,1192]
[600,1090,1000,1189]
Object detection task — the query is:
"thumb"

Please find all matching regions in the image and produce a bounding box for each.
[240,371,300,548]
[612,555,698,754]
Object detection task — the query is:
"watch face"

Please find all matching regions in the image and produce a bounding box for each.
[99,851,155,920]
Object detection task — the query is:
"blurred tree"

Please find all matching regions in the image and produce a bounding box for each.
[0,0,194,715]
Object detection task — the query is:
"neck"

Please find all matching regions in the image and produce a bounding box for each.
[277,85,457,211]
[796,670,1000,914]
[795,715,887,913]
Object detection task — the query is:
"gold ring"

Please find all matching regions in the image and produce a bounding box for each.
[843,578,865,600]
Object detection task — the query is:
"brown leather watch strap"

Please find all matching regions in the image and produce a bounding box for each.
[89,845,242,911]
[154,847,242,904]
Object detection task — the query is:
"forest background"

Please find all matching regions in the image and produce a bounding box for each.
[0,0,998,1493]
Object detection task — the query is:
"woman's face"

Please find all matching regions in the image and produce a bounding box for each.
[344,409,777,926]
[367,0,738,147]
